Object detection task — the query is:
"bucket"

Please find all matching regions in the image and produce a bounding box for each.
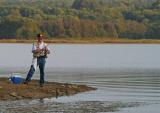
[10,73,23,84]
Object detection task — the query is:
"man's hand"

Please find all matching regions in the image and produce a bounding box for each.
[43,47,50,54]
[32,48,43,53]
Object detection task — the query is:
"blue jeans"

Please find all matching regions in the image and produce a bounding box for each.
[26,57,46,84]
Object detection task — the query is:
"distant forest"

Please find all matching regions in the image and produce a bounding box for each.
[0,0,159,39]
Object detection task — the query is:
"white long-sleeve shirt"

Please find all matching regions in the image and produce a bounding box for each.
[31,42,50,70]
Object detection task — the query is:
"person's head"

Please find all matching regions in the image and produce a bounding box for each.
[37,33,44,42]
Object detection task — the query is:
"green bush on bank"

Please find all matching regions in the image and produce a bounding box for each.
[0,0,159,39]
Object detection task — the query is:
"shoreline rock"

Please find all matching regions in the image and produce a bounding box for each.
[0,77,96,101]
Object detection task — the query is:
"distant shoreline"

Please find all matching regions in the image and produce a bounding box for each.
[0,38,160,44]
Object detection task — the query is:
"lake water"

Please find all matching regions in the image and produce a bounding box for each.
[0,43,160,113]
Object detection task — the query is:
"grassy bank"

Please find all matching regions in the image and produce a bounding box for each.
[0,38,160,44]
[0,77,95,100]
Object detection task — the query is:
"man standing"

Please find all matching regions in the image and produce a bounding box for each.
[24,33,50,87]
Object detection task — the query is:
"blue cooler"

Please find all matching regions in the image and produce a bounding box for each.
[10,74,23,84]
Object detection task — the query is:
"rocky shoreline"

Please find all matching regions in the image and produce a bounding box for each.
[0,78,96,100]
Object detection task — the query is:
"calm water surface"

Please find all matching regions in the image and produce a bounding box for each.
[0,43,160,113]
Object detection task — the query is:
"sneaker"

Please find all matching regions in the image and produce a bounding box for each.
[23,80,29,85]
[40,83,44,87]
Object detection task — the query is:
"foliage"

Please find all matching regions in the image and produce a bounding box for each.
[0,0,159,39]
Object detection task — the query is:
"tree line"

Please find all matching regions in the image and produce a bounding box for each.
[0,0,159,39]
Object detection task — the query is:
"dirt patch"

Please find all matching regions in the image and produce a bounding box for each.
[0,77,96,101]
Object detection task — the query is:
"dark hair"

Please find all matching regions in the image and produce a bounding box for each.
[37,33,43,38]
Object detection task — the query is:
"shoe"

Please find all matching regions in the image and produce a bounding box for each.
[40,83,44,87]
[23,80,29,85]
